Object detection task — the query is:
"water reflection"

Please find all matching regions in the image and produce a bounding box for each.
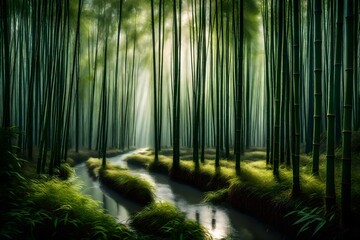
[112,154,282,240]
[195,210,200,222]
[73,163,142,224]
[103,193,107,211]
[212,209,216,230]
[74,152,282,240]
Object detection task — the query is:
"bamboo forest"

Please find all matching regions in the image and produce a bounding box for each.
[1,0,360,239]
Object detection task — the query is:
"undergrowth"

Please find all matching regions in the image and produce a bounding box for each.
[130,202,212,240]
[125,144,360,238]
[0,127,134,239]
[86,158,155,205]
[203,188,229,204]
[284,206,337,239]
[1,177,135,239]
[100,168,155,205]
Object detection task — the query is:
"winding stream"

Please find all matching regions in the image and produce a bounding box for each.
[74,150,282,240]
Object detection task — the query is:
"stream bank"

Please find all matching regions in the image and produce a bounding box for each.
[74,150,282,240]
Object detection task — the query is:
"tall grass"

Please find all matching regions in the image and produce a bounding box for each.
[1,179,135,239]
[100,168,155,205]
[123,144,360,238]
[130,202,212,240]
[0,127,25,181]
[86,158,155,205]
[203,188,229,204]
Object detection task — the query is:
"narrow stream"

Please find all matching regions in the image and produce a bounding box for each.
[74,150,282,240]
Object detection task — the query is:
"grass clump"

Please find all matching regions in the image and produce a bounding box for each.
[125,149,233,191]
[100,168,155,205]
[126,152,173,174]
[85,157,103,178]
[126,154,152,168]
[85,158,155,205]
[126,152,172,170]
[86,158,125,177]
[130,202,212,240]
[86,158,155,205]
[55,163,74,180]
[203,188,229,204]
[1,179,135,240]
[149,160,170,174]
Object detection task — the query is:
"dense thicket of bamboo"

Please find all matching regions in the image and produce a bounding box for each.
[1,0,359,225]
[262,0,359,224]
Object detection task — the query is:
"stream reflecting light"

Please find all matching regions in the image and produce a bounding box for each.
[116,152,280,239]
[74,151,281,240]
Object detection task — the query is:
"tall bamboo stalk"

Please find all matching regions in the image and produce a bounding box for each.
[341,0,354,225]
[325,0,343,213]
[312,0,322,176]
[290,0,301,195]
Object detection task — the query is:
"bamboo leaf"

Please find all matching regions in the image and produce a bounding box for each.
[313,221,326,236]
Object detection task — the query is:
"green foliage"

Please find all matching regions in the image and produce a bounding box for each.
[203,188,229,204]
[86,157,124,176]
[1,179,135,240]
[130,202,212,240]
[86,157,103,177]
[100,168,155,205]
[149,160,170,174]
[126,153,153,168]
[126,152,173,174]
[285,207,335,238]
[56,163,75,180]
[0,127,25,180]
[86,157,155,204]
[243,0,261,39]
[129,148,329,202]
[125,148,360,237]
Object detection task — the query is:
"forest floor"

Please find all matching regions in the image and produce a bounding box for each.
[0,147,212,239]
[125,132,360,239]
[1,133,359,239]
[0,148,136,239]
